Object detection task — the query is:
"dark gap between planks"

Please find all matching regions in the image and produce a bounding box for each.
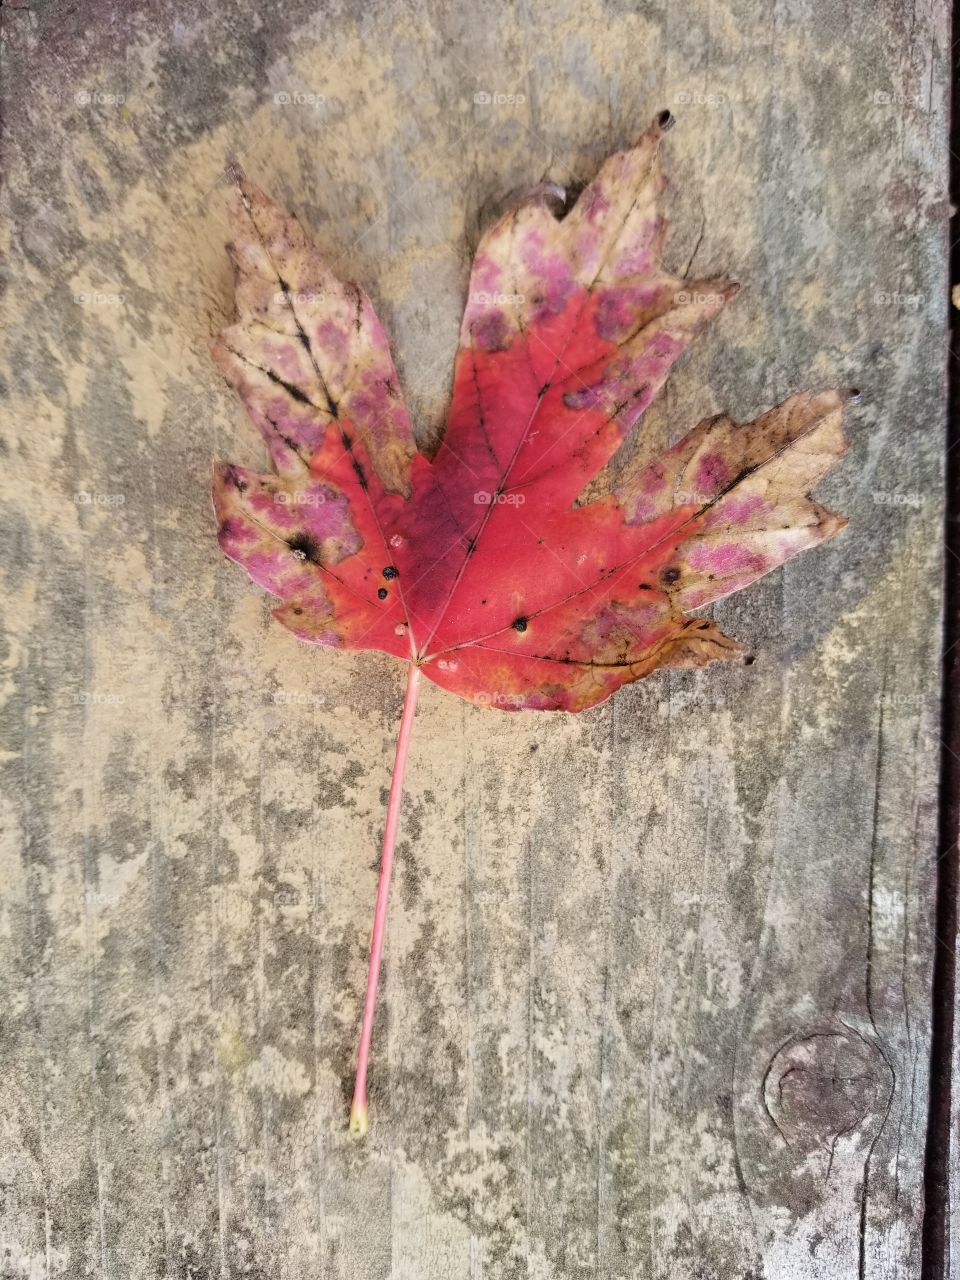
[921,8,960,1274]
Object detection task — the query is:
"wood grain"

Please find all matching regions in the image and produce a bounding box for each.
[0,0,949,1276]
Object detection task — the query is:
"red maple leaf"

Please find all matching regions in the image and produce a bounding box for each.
[212,113,853,1133]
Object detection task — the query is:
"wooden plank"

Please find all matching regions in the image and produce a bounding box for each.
[0,0,948,1276]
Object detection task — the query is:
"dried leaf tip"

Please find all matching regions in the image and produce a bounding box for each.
[635,110,675,149]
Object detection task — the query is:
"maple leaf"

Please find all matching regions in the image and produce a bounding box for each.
[211,114,853,1133]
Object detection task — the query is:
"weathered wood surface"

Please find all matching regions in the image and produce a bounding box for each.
[0,0,949,1276]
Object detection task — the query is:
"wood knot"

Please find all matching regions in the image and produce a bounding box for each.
[762,1028,892,1149]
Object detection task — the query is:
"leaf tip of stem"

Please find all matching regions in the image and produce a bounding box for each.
[349,1100,369,1138]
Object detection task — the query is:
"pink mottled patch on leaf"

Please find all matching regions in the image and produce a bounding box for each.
[703,493,769,526]
[686,542,768,575]
[692,451,734,496]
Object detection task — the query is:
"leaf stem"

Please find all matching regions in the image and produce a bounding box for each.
[349,660,422,1136]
